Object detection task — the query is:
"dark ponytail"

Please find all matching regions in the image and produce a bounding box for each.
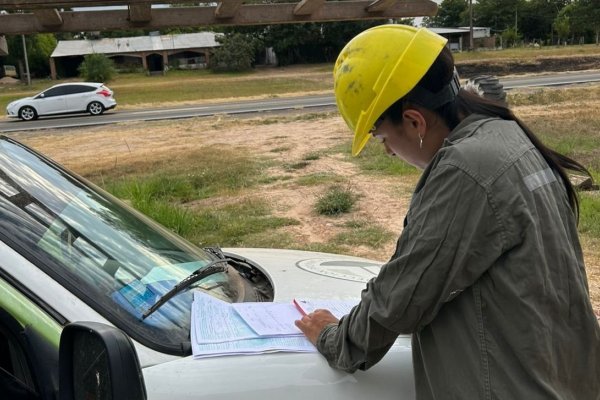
[385,46,591,219]
[453,89,590,219]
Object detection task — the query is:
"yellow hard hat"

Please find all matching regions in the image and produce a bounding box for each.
[333,25,448,156]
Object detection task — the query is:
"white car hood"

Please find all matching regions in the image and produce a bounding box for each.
[140,249,415,400]
[9,97,33,106]
[225,247,384,302]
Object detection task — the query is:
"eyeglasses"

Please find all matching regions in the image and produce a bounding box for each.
[369,115,385,135]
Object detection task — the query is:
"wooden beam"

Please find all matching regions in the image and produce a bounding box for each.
[32,8,62,26]
[215,0,244,19]
[0,0,183,10]
[129,3,151,22]
[366,0,398,13]
[0,1,438,35]
[293,0,326,16]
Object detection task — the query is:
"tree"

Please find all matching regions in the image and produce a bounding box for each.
[78,53,116,82]
[234,20,382,66]
[501,27,521,47]
[4,33,57,78]
[553,13,570,44]
[571,0,600,44]
[474,0,523,33]
[422,0,468,27]
[209,33,261,72]
[518,0,569,43]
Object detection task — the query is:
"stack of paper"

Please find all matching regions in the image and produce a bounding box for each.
[190,291,358,359]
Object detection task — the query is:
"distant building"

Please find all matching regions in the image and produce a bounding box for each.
[429,27,494,51]
[49,32,220,79]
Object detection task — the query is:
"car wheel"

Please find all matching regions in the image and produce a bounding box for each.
[19,106,37,121]
[87,101,105,116]
[464,75,507,105]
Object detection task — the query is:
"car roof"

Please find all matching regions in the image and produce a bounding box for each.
[49,82,104,88]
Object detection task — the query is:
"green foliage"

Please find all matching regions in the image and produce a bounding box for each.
[209,33,261,72]
[570,0,600,44]
[333,220,394,248]
[553,4,573,44]
[474,0,522,32]
[5,34,56,78]
[283,161,310,171]
[190,199,299,247]
[315,185,357,216]
[501,27,521,47]
[295,172,342,187]
[101,149,296,246]
[105,147,268,202]
[109,175,196,203]
[303,152,321,161]
[578,193,600,238]
[422,0,468,27]
[78,53,116,82]
[259,20,383,66]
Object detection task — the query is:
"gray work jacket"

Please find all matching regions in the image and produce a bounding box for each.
[317,114,600,399]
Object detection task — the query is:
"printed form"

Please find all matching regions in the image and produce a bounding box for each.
[190,291,359,358]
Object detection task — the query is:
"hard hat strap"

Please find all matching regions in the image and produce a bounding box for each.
[405,68,460,110]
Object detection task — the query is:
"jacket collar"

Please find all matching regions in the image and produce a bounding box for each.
[445,113,498,145]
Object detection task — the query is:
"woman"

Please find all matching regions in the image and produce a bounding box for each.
[295,25,600,399]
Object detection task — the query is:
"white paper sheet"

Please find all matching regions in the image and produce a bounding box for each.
[232,302,303,336]
[293,298,359,319]
[192,292,263,343]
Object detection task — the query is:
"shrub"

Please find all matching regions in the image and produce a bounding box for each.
[209,33,261,72]
[315,185,357,216]
[78,53,116,82]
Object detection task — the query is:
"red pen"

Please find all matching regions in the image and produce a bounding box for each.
[293,299,307,317]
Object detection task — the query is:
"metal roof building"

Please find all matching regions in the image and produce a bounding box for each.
[49,32,221,79]
[428,27,494,51]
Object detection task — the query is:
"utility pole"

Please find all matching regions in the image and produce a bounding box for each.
[469,0,474,51]
[515,7,518,37]
[21,34,31,85]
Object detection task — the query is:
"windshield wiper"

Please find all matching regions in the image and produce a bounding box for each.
[142,258,231,320]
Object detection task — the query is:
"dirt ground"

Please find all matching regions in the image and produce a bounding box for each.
[9,105,600,315]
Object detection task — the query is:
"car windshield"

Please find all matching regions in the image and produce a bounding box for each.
[0,137,245,354]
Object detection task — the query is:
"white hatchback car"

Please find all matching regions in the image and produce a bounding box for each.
[6,82,117,121]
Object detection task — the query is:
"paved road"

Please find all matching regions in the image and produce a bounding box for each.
[2,70,600,133]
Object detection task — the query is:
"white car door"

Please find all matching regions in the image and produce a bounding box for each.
[65,84,95,112]
[34,86,67,115]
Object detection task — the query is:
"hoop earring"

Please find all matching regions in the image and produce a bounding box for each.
[419,133,424,149]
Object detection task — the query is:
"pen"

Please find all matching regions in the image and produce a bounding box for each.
[293,299,307,317]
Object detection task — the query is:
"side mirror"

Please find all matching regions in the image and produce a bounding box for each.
[59,322,147,400]
[39,93,45,98]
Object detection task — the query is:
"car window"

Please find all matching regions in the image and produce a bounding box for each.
[0,326,39,399]
[63,85,96,95]
[0,137,248,354]
[0,309,39,400]
[80,85,97,93]
[0,280,62,400]
[40,86,67,98]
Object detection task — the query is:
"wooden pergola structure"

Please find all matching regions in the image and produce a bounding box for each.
[0,0,438,35]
